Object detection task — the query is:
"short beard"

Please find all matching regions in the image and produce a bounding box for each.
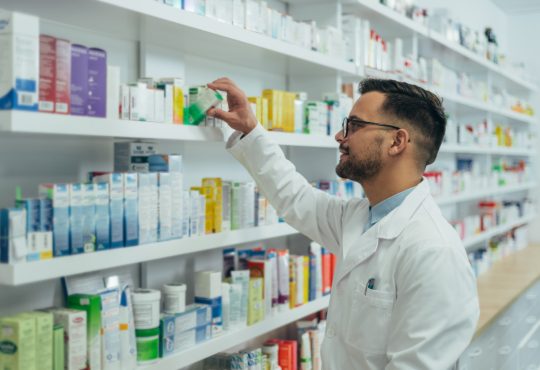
[335,137,383,182]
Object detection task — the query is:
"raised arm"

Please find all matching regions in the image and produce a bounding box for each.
[208,78,347,253]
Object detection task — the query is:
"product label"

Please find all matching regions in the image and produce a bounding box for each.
[133,302,159,329]
[94,182,110,250]
[87,48,106,117]
[0,340,17,354]
[70,44,88,115]
[0,16,39,111]
[124,173,139,246]
[136,336,159,363]
[55,39,71,114]
[39,35,55,112]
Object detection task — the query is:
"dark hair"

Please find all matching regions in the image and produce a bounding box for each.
[359,78,446,167]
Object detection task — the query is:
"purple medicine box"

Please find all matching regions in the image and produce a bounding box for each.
[87,48,107,117]
[70,44,88,116]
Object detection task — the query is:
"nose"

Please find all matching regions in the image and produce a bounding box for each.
[335,129,345,143]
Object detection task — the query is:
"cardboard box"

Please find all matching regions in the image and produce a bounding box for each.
[0,10,39,111]
[157,172,172,241]
[87,48,106,117]
[106,65,120,119]
[93,174,124,248]
[114,141,158,173]
[55,38,71,114]
[47,308,87,370]
[94,182,110,250]
[0,208,27,264]
[124,173,139,246]
[70,44,88,116]
[52,325,64,370]
[67,294,101,370]
[17,311,53,370]
[0,315,36,370]
[39,35,55,112]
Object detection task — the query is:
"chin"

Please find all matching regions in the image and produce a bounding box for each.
[335,165,349,180]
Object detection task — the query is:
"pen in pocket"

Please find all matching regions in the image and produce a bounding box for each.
[364,278,375,295]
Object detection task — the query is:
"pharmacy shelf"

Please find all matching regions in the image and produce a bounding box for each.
[439,143,535,156]
[342,0,536,91]
[463,214,536,250]
[0,111,339,149]
[0,111,225,142]
[428,31,537,92]
[139,295,331,370]
[363,67,537,124]
[343,0,428,38]
[436,182,536,206]
[438,91,537,124]
[0,223,297,286]
[95,0,357,77]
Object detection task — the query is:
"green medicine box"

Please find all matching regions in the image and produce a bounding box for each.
[53,325,64,370]
[67,294,102,370]
[17,311,53,370]
[0,315,36,370]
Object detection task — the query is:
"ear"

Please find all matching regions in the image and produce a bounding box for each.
[388,129,409,156]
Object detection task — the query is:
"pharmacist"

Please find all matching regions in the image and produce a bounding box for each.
[208,77,479,370]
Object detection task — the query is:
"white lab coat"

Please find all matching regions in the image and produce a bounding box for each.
[227,125,480,370]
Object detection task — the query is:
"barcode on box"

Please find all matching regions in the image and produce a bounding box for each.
[19,93,35,106]
[55,103,68,113]
[39,101,54,112]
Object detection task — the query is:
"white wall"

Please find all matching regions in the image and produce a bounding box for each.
[507,13,540,242]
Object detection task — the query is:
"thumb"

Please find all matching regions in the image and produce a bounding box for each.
[208,108,237,124]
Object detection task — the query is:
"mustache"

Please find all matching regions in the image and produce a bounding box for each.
[339,144,349,153]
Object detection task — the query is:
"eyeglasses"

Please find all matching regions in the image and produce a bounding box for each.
[341,117,401,138]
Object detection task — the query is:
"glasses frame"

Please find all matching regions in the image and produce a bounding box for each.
[341,117,401,138]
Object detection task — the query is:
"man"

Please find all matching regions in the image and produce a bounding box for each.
[208,77,479,370]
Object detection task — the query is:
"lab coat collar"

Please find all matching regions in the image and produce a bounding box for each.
[333,179,430,285]
[376,178,430,240]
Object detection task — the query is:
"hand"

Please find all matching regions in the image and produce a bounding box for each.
[207,77,258,135]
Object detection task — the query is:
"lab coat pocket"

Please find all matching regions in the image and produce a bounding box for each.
[346,283,394,354]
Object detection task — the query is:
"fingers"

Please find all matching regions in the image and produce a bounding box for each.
[207,108,236,124]
[208,77,243,97]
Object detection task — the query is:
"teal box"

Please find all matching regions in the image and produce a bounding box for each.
[123,173,139,247]
[39,184,70,257]
[148,154,182,173]
[94,182,110,250]
[159,324,211,357]
[159,304,211,338]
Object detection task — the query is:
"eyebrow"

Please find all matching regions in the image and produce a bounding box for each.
[349,114,368,121]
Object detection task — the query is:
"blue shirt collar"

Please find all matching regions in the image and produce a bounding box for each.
[366,185,417,230]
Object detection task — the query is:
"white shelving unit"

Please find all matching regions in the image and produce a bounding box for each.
[437,91,536,125]
[0,111,338,148]
[342,0,429,37]
[463,214,536,250]
[1,111,534,154]
[0,182,533,286]
[436,182,536,206]
[364,67,536,125]
[0,0,536,368]
[349,0,536,92]
[0,223,297,286]
[427,30,537,92]
[96,0,358,77]
[139,296,331,370]
[439,144,535,156]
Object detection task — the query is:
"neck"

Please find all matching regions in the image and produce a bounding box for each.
[361,168,422,206]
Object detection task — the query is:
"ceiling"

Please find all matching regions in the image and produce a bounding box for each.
[491,0,540,14]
